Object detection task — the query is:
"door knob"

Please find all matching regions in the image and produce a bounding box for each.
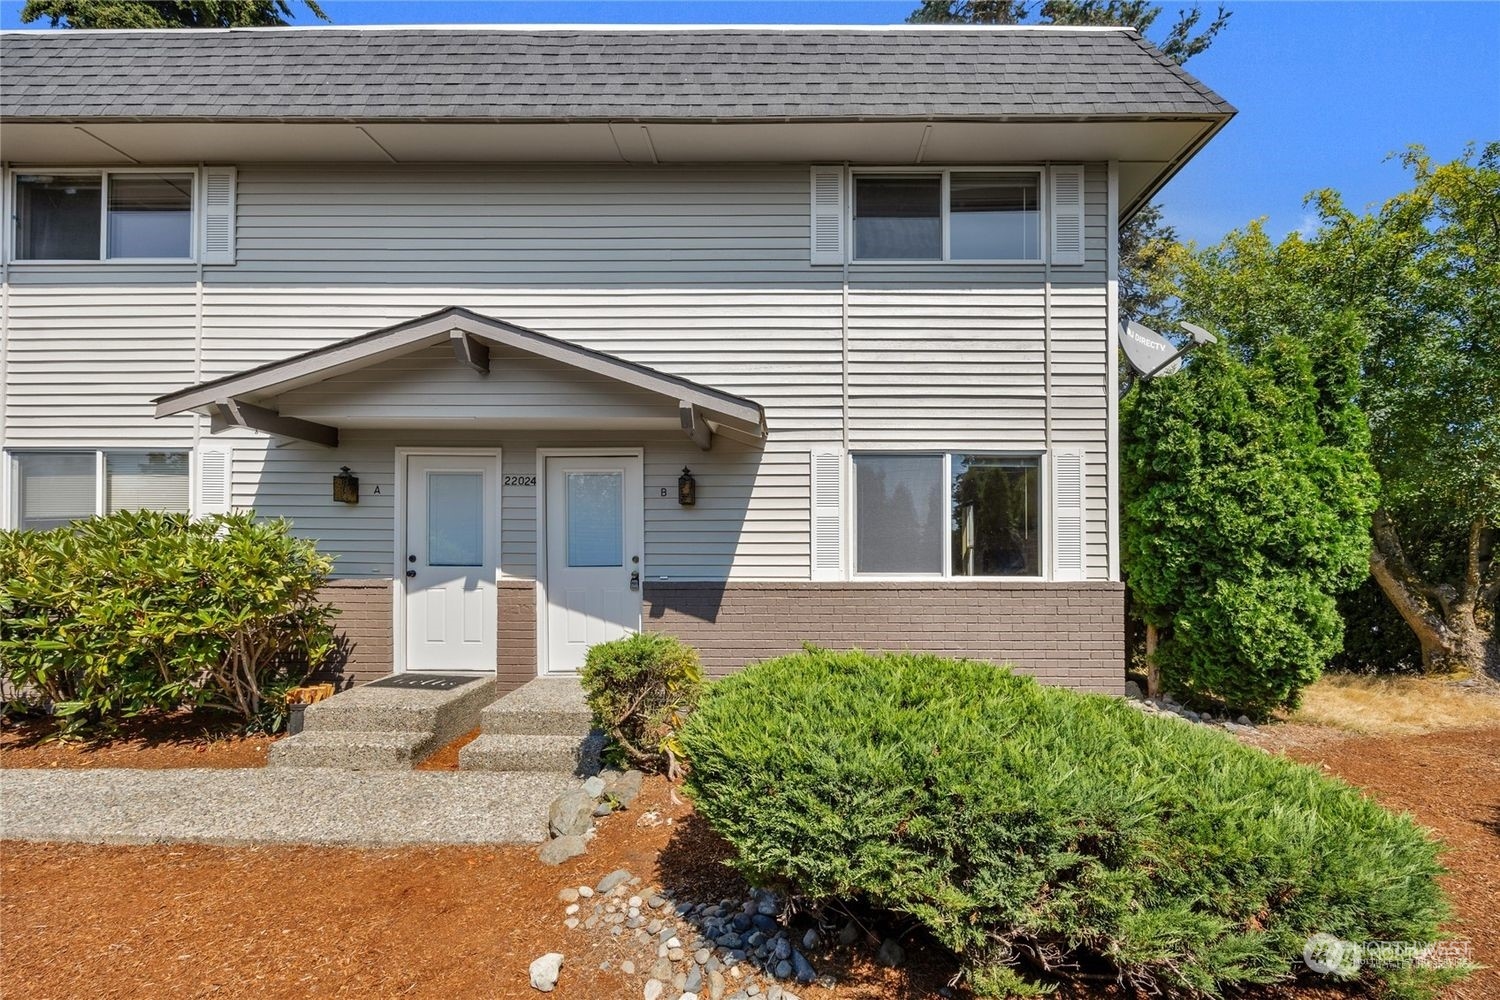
[406,569,417,578]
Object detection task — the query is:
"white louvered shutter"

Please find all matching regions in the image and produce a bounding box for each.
[809,166,846,266]
[199,167,237,264]
[1049,165,1085,266]
[1052,449,1085,580]
[195,447,233,517]
[810,450,844,580]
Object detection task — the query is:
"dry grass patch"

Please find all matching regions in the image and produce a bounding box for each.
[1292,673,1500,736]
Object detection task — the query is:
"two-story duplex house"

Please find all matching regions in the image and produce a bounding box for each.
[0,25,1232,694]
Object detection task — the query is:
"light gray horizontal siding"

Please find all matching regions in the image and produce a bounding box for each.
[3,161,1113,579]
[230,431,810,581]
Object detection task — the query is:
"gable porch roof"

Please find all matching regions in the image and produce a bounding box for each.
[153,306,767,449]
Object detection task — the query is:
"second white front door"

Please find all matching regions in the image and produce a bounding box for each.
[544,454,643,674]
[404,452,498,672]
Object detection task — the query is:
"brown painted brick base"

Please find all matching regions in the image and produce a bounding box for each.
[317,578,539,691]
[317,579,1125,694]
[497,579,538,694]
[315,579,394,687]
[643,581,1125,694]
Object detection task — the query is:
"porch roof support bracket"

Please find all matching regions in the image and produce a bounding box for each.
[679,400,713,451]
[212,398,339,448]
[450,330,490,375]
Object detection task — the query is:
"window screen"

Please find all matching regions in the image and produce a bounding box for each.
[951,456,1041,577]
[854,454,944,573]
[854,176,942,260]
[14,175,102,260]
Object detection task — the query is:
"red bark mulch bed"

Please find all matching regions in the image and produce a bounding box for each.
[0,710,277,770]
[1,724,1495,999]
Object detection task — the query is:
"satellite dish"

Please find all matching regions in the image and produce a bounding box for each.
[1120,321,1183,377]
[1118,320,1219,379]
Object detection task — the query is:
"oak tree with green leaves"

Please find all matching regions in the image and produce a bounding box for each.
[20,0,327,28]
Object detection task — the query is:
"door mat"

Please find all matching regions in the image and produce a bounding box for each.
[366,674,483,691]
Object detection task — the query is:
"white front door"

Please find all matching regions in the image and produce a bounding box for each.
[543,454,643,674]
[404,452,498,672]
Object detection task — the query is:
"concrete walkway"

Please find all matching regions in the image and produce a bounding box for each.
[0,767,577,847]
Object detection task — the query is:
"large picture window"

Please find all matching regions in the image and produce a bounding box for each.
[853,170,1042,262]
[13,171,194,261]
[853,452,1042,578]
[12,450,189,530]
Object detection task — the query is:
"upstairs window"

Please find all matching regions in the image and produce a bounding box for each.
[853,170,1042,262]
[13,171,194,261]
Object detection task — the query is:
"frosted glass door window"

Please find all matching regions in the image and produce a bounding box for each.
[427,472,484,566]
[567,472,623,567]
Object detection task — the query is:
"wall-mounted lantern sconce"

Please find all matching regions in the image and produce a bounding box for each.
[333,466,359,504]
[677,466,696,507]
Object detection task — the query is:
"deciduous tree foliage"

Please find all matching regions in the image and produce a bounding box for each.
[907,1,1229,321]
[1156,145,1499,677]
[20,0,327,28]
[1121,334,1378,715]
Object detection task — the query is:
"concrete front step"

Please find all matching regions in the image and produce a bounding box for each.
[303,673,497,739]
[459,732,605,776]
[479,677,593,737]
[270,673,497,771]
[267,730,435,771]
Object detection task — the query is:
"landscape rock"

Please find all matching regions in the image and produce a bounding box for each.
[876,938,905,968]
[837,921,859,946]
[558,887,579,903]
[598,869,633,893]
[643,979,665,1000]
[529,953,564,992]
[791,950,816,984]
[548,790,596,838]
[614,769,645,807]
[593,802,615,817]
[583,775,607,798]
[537,835,587,866]
[1123,680,1144,699]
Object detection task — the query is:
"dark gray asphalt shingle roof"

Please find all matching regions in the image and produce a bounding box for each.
[0,26,1233,122]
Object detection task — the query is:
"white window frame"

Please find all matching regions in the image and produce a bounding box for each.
[849,166,1047,266]
[6,448,194,529]
[6,167,198,264]
[849,449,1050,582]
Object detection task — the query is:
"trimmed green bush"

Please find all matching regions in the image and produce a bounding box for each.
[0,510,334,735]
[581,632,703,772]
[680,650,1460,999]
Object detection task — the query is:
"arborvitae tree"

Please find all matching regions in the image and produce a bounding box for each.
[1121,336,1378,715]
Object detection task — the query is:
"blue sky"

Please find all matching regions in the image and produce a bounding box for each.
[5,1,1496,245]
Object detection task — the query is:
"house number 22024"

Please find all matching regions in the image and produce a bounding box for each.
[503,475,536,487]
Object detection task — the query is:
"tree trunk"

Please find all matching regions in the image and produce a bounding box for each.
[1144,623,1161,697]
[1369,509,1499,679]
